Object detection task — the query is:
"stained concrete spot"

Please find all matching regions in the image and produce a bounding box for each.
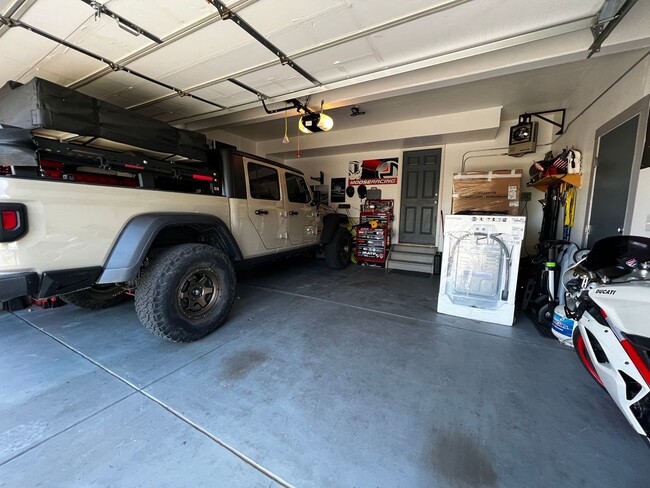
[222,350,268,381]
[428,430,498,487]
[0,421,48,459]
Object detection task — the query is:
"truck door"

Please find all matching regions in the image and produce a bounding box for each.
[285,172,318,246]
[245,161,286,250]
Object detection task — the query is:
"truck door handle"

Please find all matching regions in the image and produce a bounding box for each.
[288,211,299,216]
[255,209,269,215]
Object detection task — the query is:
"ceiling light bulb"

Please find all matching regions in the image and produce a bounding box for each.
[318,113,333,131]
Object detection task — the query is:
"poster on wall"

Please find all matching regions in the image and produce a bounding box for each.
[348,158,399,186]
[331,177,346,203]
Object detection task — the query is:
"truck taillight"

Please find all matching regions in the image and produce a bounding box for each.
[1,210,18,230]
[0,166,12,175]
[0,203,27,242]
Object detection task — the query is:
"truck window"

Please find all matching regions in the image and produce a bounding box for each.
[248,163,280,200]
[285,173,311,204]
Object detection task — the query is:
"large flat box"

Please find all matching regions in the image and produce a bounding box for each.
[437,214,526,326]
[452,169,523,216]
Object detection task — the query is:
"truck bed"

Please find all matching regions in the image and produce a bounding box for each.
[0,178,231,275]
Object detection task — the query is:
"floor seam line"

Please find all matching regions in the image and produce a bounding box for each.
[240,284,568,351]
[0,389,136,468]
[14,313,294,488]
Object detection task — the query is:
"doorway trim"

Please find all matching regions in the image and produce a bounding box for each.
[584,95,650,247]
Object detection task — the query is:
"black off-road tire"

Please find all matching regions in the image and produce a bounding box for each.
[60,284,129,310]
[324,227,352,270]
[135,244,236,343]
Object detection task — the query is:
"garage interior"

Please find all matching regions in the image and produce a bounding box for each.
[1,0,650,486]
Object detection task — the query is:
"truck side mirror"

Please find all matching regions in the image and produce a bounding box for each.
[311,190,320,206]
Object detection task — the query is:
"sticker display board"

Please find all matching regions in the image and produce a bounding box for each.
[437,214,526,326]
[348,158,399,186]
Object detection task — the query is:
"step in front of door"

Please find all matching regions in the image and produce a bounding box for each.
[386,259,433,274]
[391,244,437,255]
[389,251,434,264]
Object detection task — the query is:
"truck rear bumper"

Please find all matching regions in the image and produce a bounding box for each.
[0,267,102,301]
[0,272,39,301]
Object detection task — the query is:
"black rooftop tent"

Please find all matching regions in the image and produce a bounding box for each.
[0,77,207,161]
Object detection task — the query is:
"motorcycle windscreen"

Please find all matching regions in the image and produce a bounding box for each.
[585,236,650,278]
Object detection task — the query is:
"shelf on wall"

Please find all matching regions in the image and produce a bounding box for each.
[527,174,582,192]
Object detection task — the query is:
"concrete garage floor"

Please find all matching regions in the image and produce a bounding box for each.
[1,258,648,487]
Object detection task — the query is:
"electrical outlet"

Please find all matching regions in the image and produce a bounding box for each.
[520,192,532,202]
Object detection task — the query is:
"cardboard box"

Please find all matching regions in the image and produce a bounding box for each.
[437,214,526,326]
[452,169,523,216]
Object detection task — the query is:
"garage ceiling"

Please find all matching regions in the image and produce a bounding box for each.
[0,0,648,148]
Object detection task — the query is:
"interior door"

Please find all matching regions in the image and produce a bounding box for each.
[587,115,639,247]
[285,172,317,246]
[245,161,286,250]
[399,149,441,245]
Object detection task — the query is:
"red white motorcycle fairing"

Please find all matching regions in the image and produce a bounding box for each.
[577,282,650,438]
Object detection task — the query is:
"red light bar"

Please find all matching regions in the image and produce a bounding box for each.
[192,174,213,182]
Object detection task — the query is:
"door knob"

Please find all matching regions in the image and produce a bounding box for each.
[255,209,269,215]
[288,211,299,216]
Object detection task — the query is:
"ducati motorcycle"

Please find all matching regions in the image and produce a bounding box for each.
[563,236,650,444]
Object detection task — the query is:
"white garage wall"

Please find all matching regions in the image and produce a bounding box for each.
[551,49,650,243]
[282,120,555,252]
[282,147,410,239]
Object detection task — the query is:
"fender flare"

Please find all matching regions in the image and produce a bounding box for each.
[320,213,349,244]
[97,213,242,284]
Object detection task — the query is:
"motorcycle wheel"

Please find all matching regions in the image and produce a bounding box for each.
[536,302,553,326]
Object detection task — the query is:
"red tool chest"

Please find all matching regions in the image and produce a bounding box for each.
[355,199,394,265]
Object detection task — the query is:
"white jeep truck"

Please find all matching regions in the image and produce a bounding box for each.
[0,78,352,342]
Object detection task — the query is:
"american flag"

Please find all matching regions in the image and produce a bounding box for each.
[552,150,569,171]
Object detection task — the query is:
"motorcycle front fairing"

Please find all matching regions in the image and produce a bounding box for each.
[590,282,650,338]
[583,283,650,437]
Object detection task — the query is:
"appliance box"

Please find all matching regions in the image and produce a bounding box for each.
[452,169,523,216]
[437,214,526,326]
